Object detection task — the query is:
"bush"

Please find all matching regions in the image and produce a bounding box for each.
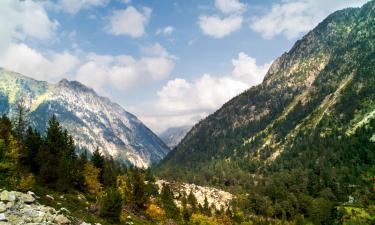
[146,203,166,221]
[18,173,36,191]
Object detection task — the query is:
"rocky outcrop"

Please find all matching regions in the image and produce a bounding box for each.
[0,189,92,225]
[155,180,233,210]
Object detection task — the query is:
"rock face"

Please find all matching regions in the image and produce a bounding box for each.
[0,70,170,168]
[159,126,191,149]
[155,180,233,210]
[0,190,72,225]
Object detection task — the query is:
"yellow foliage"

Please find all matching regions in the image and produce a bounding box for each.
[18,173,36,191]
[146,203,166,221]
[83,163,102,195]
[117,175,126,198]
[189,213,217,225]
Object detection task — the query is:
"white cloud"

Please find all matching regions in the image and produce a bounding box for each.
[0,0,58,49]
[57,0,108,14]
[107,6,152,38]
[156,26,175,36]
[0,43,79,82]
[138,52,271,133]
[251,0,369,39]
[75,50,175,92]
[215,0,246,14]
[199,15,243,38]
[0,41,174,93]
[141,43,171,58]
[232,52,271,85]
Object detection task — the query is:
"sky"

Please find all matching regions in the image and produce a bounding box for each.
[0,0,370,133]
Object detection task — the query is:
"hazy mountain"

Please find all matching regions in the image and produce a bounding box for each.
[0,69,170,168]
[159,125,191,149]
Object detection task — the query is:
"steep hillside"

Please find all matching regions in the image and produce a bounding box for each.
[156,1,375,190]
[0,70,169,167]
[159,125,191,149]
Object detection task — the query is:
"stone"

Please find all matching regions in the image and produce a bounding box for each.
[54,214,70,224]
[45,195,54,201]
[0,213,6,221]
[80,222,91,225]
[59,208,70,214]
[20,194,35,204]
[21,207,44,219]
[0,202,5,213]
[5,202,12,210]
[0,191,15,202]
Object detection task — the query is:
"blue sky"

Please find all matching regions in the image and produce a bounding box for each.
[0,0,369,133]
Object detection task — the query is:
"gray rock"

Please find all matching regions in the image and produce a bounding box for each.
[5,202,12,210]
[0,202,5,213]
[20,193,35,204]
[0,191,15,202]
[0,213,6,221]
[45,195,54,201]
[59,208,70,214]
[80,222,91,225]
[54,214,70,224]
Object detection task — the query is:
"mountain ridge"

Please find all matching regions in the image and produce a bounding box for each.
[155,0,375,189]
[159,125,191,149]
[0,68,170,167]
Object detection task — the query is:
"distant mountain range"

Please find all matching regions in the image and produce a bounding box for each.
[0,69,170,168]
[159,125,191,149]
[156,0,375,188]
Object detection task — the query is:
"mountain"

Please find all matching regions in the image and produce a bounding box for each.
[0,69,169,167]
[156,0,375,191]
[159,125,191,149]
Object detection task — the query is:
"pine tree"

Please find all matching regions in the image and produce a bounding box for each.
[91,147,104,170]
[13,96,29,142]
[22,127,42,173]
[100,188,123,222]
[0,115,12,141]
[123,169,148,211]
[132,171,148,210]
[188,190,198,212]
[91,147,105,183]
[161,184,181,221]
[203,196,210,216]
[37,115,78,189]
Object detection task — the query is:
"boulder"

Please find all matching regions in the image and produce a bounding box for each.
[19,193,35,204]
[0,202,5,213]
[54,214,70,224]
[0,191,15,202]
[0,213,6,221]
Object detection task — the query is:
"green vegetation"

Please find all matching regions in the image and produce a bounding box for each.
[0,111,247,224]
[155,1,375,224]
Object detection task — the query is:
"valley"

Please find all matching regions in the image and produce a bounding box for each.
[0,0,374,225]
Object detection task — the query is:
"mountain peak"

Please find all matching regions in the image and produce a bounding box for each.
[58,78,95,93]
[0,69,169,167]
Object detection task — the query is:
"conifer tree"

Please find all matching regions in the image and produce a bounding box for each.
[22,127,42,173]
[13,96,29,142]
[100,188,123,222]
[188,190,198,212]
[161,184,181,221]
